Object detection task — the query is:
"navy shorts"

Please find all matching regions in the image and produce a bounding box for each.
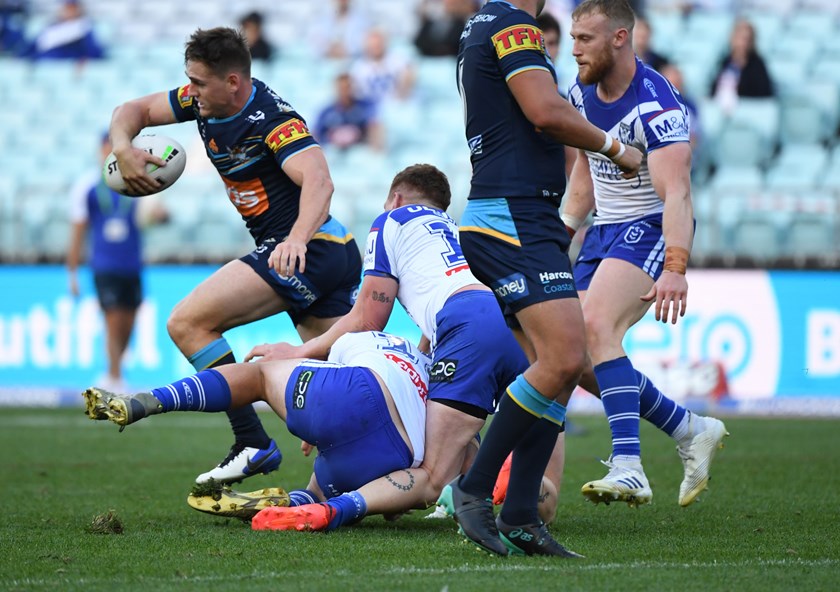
[574,213,669,290]
[429,290,528,414]
[93,272,142,310]
[460,198,577,316]
[284,363,413,499]
[241,218,362,326]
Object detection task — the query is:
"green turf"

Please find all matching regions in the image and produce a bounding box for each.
[1,408,838,591]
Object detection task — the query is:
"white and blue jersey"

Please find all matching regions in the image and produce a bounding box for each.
[364,205,481,348]
[568,57,691,225]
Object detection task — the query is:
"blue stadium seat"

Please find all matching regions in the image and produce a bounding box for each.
[708,166,763,192]
[732,216,782,261]
[764,145,828,190]
[787,216,837,258]
[711,124,767,169]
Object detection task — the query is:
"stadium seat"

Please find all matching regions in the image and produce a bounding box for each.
[787,216,837,258]
[710,125,767,169]
[764,145,827,190]
[732,216,781,261]
[707,166,763,193]
[683,11,734,53]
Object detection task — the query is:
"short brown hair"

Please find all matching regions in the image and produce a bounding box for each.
[572,0,636,32]
[389,164,451,211]
[185,27,251,78]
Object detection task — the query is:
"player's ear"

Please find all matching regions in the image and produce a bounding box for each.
[614,27,629,49]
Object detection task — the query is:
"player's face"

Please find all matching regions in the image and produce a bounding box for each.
[571,12,616,85]
[185,60,235,118]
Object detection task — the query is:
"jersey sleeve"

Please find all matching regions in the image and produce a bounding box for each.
[168,85,198,123]
[363,211,397,280]
[640,76,690,151]
[489,13,552,83]
[264,113,320,166]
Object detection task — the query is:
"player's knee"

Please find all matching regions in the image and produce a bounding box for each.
[166,305,191,346]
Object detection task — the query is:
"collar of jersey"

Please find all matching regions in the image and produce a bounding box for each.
[207,84,257,124]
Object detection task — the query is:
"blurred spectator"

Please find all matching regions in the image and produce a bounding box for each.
[313,0,371,60]
[661,63,702,162]
[315,72,384,151]
[0,0,27,56]
[413,0,478,57]
[633,16,669,72]
[710,18,773,114]
[350,29,416,105]
[67,134,168,392]
[24,0,104,61]
[239,10,275,62]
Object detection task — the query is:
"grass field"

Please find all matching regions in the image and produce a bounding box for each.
[2,407,838,591]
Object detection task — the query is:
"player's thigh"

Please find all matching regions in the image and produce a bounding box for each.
[516,298,586,366]
[171,259,287,332]
[422,400,485,490]
[582,257,655,335]
[295,315,342,342]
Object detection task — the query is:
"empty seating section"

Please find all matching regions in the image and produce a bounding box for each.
[1,0,838,265]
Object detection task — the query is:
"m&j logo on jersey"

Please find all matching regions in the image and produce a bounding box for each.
[647,108,689,143]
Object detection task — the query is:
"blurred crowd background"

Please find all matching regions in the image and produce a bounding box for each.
[1,0,839,268]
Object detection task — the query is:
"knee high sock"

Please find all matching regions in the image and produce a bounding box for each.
[594,356,641,458]
[188,338,270,449]
[151,369,231,412]
[499,418,561,526]
[460,375,554,498]
[637,370,687,437]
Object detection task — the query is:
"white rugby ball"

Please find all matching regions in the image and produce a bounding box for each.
[103,134,187,196]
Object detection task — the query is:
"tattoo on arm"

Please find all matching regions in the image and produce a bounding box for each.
[371,291,392,304]
[385,470,415,492]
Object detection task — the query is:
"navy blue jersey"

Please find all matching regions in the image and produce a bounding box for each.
[457,0,566,200]
[168,79,321,244]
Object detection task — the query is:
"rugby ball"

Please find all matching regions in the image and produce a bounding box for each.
[103,134,187,196]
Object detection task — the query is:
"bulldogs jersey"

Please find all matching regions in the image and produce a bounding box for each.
[568,58,691,224]
[328,331,430,466]
[364,205,481,347]
[168,79,320,243]
[458,0,566,200]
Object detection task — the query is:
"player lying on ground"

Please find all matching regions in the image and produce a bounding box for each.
[83,330,430,527]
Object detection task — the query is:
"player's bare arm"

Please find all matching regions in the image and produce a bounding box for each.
[245,274,398,362]
[640,142,694,324]
[561,150,596,237]
[507,70,643,177]
[268,147,333,276]
[109,91,175,195]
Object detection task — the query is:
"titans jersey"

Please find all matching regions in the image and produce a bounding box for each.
[364,205,481,346]
[568,58,691,224]
[458,0,566,200]
[168,79,320,243]
[329,331,430,466]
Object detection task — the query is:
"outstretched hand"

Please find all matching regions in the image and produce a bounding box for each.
[640,271,688,324]
[244,341,303,362]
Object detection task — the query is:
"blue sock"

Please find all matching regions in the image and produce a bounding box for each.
[594,357,641,458]
[638,370,687,436]
[325,491,367,530]
[460,376,552,498]
[151,369,231,412]
[500,418,561,526]
[288,489,318,507]
[189,338,270,449]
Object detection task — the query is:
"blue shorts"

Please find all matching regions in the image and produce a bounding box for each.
[429,290,528,414]
[284,364,412,499]
[460,198,577,315]
[93,272,142,310]
[241,218,362,325]
[574,213,668,291]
